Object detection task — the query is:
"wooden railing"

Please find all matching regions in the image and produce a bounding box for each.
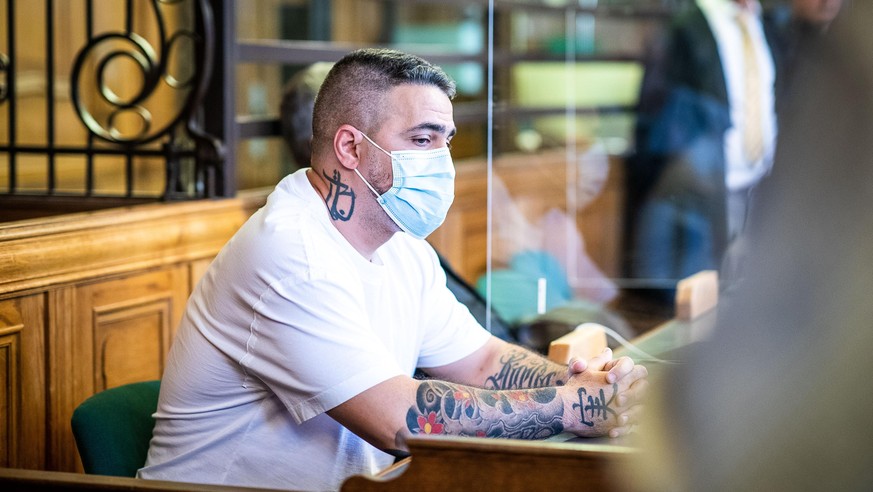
[0,435,637,491]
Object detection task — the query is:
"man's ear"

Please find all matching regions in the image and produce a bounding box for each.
[333,124,363,171]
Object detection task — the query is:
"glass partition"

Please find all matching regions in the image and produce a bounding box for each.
[0,0,806,330]
[483,2,663,350]
[229,0,805,342]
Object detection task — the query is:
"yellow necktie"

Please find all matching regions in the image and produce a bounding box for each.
[738,10,763,166]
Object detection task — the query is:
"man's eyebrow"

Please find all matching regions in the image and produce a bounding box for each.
[406,122,457,138]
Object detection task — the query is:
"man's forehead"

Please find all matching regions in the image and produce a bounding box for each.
[385,84,455,133]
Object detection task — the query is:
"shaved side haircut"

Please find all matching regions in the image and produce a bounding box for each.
[311,48,456,162]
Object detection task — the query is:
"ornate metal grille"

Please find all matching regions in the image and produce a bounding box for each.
[0,0,225,201]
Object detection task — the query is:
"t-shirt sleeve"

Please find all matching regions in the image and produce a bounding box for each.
[415,246,492,368]
[242,275,404,424]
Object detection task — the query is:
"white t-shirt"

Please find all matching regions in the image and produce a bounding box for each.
[138,169,491,491]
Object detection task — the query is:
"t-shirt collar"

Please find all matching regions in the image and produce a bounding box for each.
[697,0,761,18]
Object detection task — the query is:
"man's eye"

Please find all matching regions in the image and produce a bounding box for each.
[413,138,431,146]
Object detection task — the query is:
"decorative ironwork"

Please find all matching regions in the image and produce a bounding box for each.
[0,0,224,201]
[0,53,9,103]
[68,0,222,198]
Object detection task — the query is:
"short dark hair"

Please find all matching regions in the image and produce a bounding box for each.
[311,48,456,159]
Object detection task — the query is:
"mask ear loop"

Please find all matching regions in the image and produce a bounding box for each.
[360,131,392,156]
[354,168,381,199]
[354,130,389,199]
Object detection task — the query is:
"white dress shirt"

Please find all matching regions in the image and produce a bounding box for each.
[698,0,777,191]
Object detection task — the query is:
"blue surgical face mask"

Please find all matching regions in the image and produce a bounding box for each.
[354,132,455,240]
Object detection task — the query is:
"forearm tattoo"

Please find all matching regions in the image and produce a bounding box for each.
[323,169,355,221]
[406,381,564,440]
[484,348,567,390]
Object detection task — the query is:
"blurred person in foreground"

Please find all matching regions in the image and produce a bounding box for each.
[771,0,845,100]
[788,0,844,31]
[632,3,873,490]
[138,48,647,491]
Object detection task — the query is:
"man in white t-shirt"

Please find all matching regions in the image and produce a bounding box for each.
[138,48,648,491]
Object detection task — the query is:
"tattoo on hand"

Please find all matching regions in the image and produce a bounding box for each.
[323,169,355,221]
[405,381,564,440]
[484,349,565,390]
[572,384,619,427]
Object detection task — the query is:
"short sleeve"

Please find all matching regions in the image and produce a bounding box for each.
[415,247,491,368]
[243,276,405,424]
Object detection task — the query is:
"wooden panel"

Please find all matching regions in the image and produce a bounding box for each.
[78,267,188,391]
[47,288,77,472]
[342,436,635,492]
[188,258,214,294]
[93,295,175,391]
[0,296,47,470]
[0,191,269,473]
[49,267,188,472]
[0,314,20,468]
[0,322,18,468]
[0,467,291,492]
[0,190,267,298]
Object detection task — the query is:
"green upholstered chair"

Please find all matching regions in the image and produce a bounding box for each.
[70,380,161,477]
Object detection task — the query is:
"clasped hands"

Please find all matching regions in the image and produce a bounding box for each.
[565,348,648,438]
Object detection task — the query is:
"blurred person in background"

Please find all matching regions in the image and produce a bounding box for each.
[624,0,783,309]
[280,61,333,171]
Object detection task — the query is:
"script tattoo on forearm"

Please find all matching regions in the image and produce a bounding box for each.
[406,381,564,440]
[323,169,355,221]
[484,349,566,390]
[572,384,619,427]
